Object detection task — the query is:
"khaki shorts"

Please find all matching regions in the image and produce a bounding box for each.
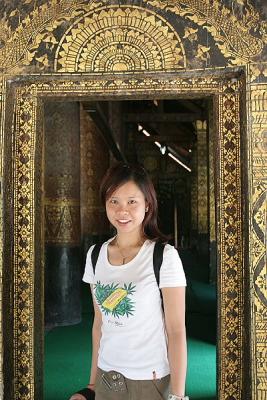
[95,368,170,400]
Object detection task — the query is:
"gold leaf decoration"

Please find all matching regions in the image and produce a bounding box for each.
[196,44,210,61]
[9,9,19,17]
[183,26,198,42]
[55,5,186,73]
[147,0,264,64]
[35,54,49,69]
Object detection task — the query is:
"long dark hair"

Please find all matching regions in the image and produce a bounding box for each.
[100,162,168,243]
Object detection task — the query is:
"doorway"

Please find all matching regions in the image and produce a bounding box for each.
[6,72,244,400]
[43,97,217,399]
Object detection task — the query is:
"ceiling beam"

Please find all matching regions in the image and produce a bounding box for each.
[180,99,205,113]
[124,112,204,122]
[83,102,126,162]
[135,135,193,144]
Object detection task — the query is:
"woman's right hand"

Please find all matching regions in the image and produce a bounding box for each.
[69,395,87,400]
[69,384,95,400]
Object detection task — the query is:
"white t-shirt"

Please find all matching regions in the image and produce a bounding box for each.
[82,238,186,380]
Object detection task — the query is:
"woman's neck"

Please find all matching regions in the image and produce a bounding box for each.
[115,232,145,248]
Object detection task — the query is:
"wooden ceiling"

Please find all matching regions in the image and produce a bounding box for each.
[82,98,209,162]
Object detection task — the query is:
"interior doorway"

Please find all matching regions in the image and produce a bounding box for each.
[43,98,217,400]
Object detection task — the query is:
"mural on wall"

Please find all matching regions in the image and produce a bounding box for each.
[55,6,187,72]
[0,0,266,73]
[0,1,266,400]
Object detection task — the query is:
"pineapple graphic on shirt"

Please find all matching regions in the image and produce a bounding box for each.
[94,281,136,318]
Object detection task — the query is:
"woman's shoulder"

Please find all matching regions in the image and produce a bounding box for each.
[148,240,178,256]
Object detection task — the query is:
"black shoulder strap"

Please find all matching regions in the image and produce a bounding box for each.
[153,242,165,286]
[91,243,103,273]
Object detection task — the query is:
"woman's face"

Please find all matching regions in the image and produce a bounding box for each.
[105,180,147,237]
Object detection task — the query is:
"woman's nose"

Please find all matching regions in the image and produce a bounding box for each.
[117,204,129,213]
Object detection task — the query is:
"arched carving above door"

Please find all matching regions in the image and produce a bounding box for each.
[0,0,265,73]
[55,6,186,72]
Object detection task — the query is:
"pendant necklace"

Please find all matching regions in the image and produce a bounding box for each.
[115,242,130,265]
[115,238,145,265]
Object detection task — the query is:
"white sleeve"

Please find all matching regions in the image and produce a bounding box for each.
[82,245,96,284]
[159,244,187,288]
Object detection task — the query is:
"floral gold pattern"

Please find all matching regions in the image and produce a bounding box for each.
[147,0,264,65]
[0,76,6,398]
[196,120,208,233]
[218,78,243,400]
[0,0,265,72]
[55,5,186,72]
[44,198,80,245]
[13,84,37,400]
[249,79,267,399]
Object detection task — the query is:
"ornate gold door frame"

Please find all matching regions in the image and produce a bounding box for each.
[4,70,245,400]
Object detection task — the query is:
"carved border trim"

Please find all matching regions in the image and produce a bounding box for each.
[0,76,6,398]
[218,78,244,400]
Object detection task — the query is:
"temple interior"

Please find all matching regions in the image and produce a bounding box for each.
[44,99,217,399]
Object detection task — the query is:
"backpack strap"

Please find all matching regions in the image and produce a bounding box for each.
[153,242,165,286]
[91,243,103,273]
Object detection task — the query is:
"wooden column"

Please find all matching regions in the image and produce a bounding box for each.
[80,104,110,249]
[44,102,81,329]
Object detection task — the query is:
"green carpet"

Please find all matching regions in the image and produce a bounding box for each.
[44,312,216,400]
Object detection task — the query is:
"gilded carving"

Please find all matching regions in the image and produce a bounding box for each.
[80,107,109,236]
[147,0,265,65]
[0,0,266,73]
[44,198,80,245]
[195,44,210,63]
[249,63,267,83]
[196,120,208,233]
[208,106,216,243]
[248,78,267,398]
[13,84,37,400]
[0,0,91,72]
[218,79,244,399]
[183,26,198,43]
[0,76,6,399]
[55,6,186,72]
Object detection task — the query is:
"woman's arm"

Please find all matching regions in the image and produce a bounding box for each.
[162,286,187,397]
[88,284,102,388]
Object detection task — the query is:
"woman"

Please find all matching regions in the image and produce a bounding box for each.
[70,163,189,400]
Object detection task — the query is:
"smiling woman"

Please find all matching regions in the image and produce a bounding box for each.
[71,162,188,400]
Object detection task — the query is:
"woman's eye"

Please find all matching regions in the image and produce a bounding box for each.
[129,200,136,204]
[110,199,117,204]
